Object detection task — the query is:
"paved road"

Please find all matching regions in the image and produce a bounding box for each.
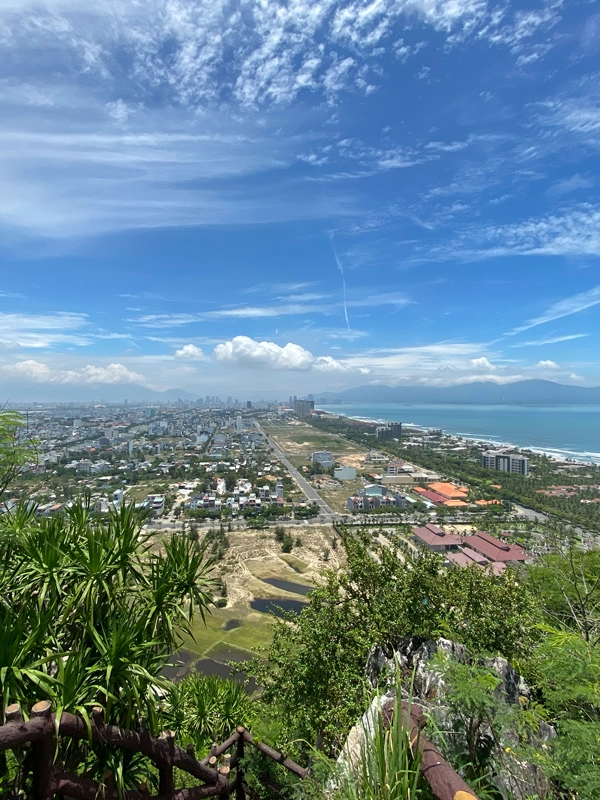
[512,503,548,522]
[254,420,336,518]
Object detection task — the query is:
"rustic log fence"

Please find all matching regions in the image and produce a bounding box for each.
[0,701,477,800]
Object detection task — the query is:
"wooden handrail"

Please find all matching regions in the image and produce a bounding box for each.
[1,702,477,800]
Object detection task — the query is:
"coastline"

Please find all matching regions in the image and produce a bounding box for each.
[315,404,600,466]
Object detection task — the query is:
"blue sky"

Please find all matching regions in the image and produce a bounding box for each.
[1,0,600,399]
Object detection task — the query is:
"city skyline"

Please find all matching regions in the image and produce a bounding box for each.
[1,0,600,398]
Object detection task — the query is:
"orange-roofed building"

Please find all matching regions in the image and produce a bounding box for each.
[475,499,503,506]
[428,482,469,500]
[444,499,469,507]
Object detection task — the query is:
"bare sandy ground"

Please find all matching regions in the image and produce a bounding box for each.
[221,523,344,607]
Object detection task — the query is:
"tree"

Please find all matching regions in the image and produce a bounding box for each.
[0,409,36,501]
[275,525,285,542]
[529,541,600,644]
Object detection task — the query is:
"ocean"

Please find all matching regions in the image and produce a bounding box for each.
[316,403,600,464]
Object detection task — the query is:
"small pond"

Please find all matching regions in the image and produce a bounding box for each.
[195,658,257,694]
[262,577,313,596]
[250,597,307,617]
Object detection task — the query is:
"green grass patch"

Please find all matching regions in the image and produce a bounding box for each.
[181,606,275,659]
[280,554,309,573]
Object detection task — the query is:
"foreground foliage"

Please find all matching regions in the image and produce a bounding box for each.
[0,499,217,791]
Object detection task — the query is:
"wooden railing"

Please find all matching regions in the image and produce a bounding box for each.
[0,701,477,800]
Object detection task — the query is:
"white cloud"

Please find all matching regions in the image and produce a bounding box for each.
[4,360,146,384]
[0,0,494,113]
[508,286,600,335]
[0,312,90,347]
[133,292,411,328]
[175,344,205,359]
[470,356,495,370]
[536,359,560,370]
[464,206,600,259]
[213,335,368,373]
[547,174,594,198]
[510,334,590,348]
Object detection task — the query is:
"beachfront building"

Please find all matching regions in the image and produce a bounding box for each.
[376,422,402,440]
[293,399,315,417]
[482,450,529,476]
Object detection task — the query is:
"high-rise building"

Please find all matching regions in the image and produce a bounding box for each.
[293,399,314,417]
[482,451,529,476]
[236,416,243,434]
[375,422,402,440]
[246,400,252,409]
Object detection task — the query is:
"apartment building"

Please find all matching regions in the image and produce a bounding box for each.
[482,450,529,476]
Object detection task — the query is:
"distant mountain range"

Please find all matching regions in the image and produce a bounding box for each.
[6,385,198,404]
[317,380,600,405]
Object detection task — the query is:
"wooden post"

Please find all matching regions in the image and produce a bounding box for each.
[30,701,53,800]
[235,727,245,800]
[218,766,230,800]
[5,704,22,722]
[158,731,175,796]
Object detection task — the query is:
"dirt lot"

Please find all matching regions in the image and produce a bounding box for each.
[317,477,367,513]
[264,420,365,460]
[336,453,368,468]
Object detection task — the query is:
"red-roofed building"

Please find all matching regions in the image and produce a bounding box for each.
[462,531,528,563]
[461,547,488,565]
[446,551,478,568]
[413,523,462,552]
[414,487,448,505]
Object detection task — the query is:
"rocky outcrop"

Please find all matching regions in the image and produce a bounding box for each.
[366,638,555,800]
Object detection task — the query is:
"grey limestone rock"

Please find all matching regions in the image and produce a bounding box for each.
[365,637,554,800]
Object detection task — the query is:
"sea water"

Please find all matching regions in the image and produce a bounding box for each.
[317,403,600,464]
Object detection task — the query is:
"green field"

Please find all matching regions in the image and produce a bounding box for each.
[182,605,275,659]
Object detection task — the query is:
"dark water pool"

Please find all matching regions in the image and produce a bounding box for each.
[262,577,313,596]
[195,658,257,694]
[250,597,307,616]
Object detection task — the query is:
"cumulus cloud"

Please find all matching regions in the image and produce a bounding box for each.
[175,344,205,359]
[4,360,146,385]
[470,356,496,370]
[213,336,368,373]
[536,359,560,369]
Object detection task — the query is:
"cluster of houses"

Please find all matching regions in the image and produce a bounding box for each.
[347,483,407,511]
[412,522,528,574]
[186,479,284,514]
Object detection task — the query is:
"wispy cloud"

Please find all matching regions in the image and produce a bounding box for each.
[132,292,411,328]
[507,287,600,336]
[511,333,590,347]
[442,205,600,260]
[0,312,90,348]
